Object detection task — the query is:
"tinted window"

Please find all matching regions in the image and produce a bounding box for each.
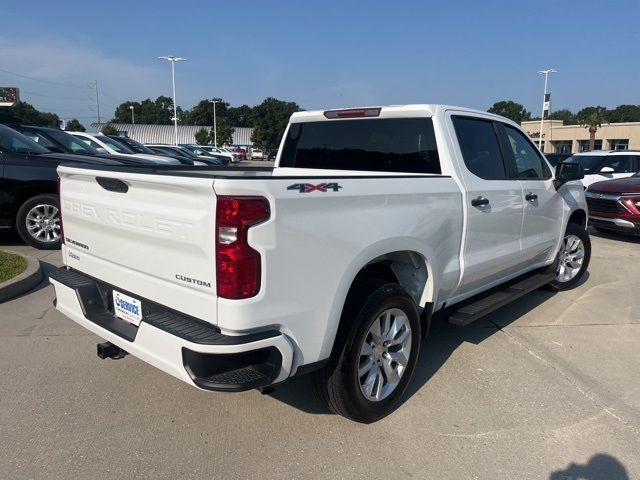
[565,154,608,174]
[599,155,633,173]
[98,135,134,153]
[0,125,49,154]
[453,117,505,179]
[279,118,440,174]
[110,136,155,154]
[503,125,548,179]
[47,130,99,154]
[19,130,57,149]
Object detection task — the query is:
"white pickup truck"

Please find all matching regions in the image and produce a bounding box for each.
[51,105,590,423]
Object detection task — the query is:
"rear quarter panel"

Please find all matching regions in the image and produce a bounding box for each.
[213,175,463,367]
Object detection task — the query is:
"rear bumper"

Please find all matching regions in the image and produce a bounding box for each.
[49,267,294,391]
[589,215,640,235]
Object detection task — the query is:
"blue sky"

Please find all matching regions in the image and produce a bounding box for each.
[1,0,638,123]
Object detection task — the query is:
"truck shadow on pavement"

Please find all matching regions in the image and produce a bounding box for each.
[272,281,582,415]
[549,453,629,480]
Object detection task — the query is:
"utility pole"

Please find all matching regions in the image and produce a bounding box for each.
[537,69,556,150]
[159,55,186,145]
[209,99,221,146]
[89,80,101,124]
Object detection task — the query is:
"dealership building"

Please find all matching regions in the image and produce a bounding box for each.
[91,123,254,147]
[521,120,640,154]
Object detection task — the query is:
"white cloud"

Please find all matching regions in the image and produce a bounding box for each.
[0,37,168,119]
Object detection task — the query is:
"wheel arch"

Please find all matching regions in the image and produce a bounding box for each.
[322,241,438,361]
[567,208,587,228]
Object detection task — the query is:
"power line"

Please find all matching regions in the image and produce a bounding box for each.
[21,90,88,101]
[0,67,86,89]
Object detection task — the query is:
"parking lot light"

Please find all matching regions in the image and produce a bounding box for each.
[537,68,557,150]
[159,55,186,145]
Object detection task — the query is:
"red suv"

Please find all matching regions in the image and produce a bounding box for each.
[586,172,640,235]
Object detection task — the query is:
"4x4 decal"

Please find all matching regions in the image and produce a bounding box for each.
[287,182,343,193]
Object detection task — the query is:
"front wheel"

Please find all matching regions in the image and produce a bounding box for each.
[546,222,591,291]
[314,283,421,423]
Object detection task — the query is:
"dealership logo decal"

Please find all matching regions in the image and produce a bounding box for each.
[287,182,342,193]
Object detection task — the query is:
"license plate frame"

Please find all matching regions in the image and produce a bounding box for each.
[112,290,143,327]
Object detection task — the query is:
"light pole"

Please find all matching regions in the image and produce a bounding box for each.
[537,68,556,150]
[129,105,135,124]
[159,55,186,145]
[208,99,220,147]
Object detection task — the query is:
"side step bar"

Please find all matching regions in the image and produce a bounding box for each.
[448,272,554,326]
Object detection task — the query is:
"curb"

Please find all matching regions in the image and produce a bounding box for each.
[0,250,43,303]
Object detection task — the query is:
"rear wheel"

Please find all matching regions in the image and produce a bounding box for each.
[16,194,61,250]
[314,283,421,423]
[546,222,590,291]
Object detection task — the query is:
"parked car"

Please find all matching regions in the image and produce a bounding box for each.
[69,132,181,165]
[145,144,226,166]
[6,124,101,156]
[233,147,247,160]
[544,153,572,167]
[105,135,192,164]
[563,150,639,188]
[51,104,588,423]
[0,124,144,249]
[197,145,241,163]
[179,144,234,164]
[585,173,640,235]
[250,148,264,160]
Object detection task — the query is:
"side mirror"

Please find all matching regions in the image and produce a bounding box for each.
[555,162,584,186]
[600,166,615,174]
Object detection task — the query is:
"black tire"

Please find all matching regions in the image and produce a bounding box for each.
[313,283,421,423]
[16,194,61,250]
[546,222,591,291]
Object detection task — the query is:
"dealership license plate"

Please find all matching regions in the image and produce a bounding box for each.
[112,290,142,326]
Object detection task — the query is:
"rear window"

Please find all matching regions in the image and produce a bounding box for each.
[279,118,441,174]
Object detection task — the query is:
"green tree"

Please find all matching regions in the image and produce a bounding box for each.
[101,124,119,135]
[250,97,301,149]
[487,100,532,124]
[606,104,640,123]
[112,96,180,125]
[548,109,576,125]
[0,101,60,127]
[65,119,86,132]
[194,127,211,145]
[213,116,235,146]
[227,104,252,127]
[577,106,608,151]
[181,98,230,126]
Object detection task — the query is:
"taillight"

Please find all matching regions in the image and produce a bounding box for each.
[57,176,64,245]
[216,196,270,299]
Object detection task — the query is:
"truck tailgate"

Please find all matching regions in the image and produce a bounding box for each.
[58,166,218,324]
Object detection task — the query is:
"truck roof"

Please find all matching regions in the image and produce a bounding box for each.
[289,104,512,124]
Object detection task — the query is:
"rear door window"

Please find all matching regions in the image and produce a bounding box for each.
[279,118,441,174]
[452,116,506,179]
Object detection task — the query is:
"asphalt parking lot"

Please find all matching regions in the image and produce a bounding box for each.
[1,229,639,479]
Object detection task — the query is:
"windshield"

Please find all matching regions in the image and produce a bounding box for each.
[0,125,50,154]
[47,129,99,154]
[98,135,135,153]
[111,136,155,154]
[565,154,607,173]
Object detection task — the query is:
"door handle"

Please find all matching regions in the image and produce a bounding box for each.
[525,192,538,201]
[471,196,489,207]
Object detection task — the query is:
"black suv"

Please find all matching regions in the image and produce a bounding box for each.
[0,124,136,249]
